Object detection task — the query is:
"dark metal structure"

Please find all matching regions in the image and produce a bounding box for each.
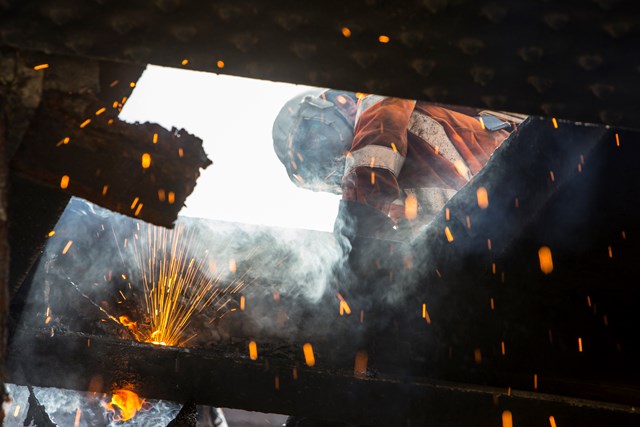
[1,1,639,426]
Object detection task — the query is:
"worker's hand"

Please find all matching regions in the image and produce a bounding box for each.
[334,200,407,243]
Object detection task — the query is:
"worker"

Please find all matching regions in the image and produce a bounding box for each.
[273,89,525,240]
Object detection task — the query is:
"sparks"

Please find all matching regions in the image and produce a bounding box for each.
[378,35,390,43]
[303,343,315,367]
[60,175,70,189]
[74,408,82,427]
[538,246,554,274]
[48,230,56,237]
[141,153,152,169]
[476,187,489,209]
[62,240,73,254]
[552,117,558,128]
[181,58,189,65]
[502,410,513,427]
[249,340,258,360]
[405,193,418,220]
[95,107,106,116]
[128,223,247,346]
[153,133,159,143]
[549,416,557,427]
[217,60,225,69]
[33,64,49,70]
[341,27,352,37]
[421,303,431,324]
[444,226,454,242]
[80,119,91,128]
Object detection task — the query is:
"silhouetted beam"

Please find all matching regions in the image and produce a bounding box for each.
[7,54,211,228]
[0,1,638,128]
[6,328,639,427]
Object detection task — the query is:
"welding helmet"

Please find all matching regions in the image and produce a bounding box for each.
[273,89,357,194]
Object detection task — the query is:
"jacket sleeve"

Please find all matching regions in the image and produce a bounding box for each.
[341,96,415,221]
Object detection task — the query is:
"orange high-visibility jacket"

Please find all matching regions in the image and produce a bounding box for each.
[341,96,513,223]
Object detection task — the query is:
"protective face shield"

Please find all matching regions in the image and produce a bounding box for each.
[273,90,357,194]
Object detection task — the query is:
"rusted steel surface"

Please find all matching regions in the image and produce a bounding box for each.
[1,1,638,129]
[6,328,640,427]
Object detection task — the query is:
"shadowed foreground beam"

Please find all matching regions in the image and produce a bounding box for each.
[6,328,640,427]
[10,90,211,228]
[0,85,9,425]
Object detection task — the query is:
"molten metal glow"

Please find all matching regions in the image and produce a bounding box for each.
[502,410,513,427]
[538,246,553,274]
[476,187,489,209]
[249,340,258,360]
[303,343,315,367]
[103,389,144,421]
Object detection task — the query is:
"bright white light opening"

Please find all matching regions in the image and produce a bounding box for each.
[119,65,340,232]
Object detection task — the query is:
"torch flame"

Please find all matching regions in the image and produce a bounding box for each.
[102,389,144,421]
